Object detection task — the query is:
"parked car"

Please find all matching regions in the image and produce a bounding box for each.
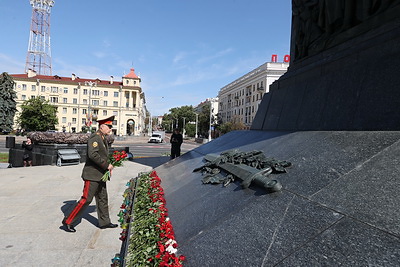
[148,131,165,143]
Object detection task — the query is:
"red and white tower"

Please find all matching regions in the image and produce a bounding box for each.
[25,0,55,76]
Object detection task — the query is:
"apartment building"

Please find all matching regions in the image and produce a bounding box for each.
[10,68,146,136]
[218,61,289,128]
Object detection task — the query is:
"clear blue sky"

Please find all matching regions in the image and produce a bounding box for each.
[0,0,292,116]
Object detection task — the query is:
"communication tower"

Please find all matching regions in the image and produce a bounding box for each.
[25,0,55,76]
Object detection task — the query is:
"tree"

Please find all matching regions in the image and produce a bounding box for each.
[17,98,58,132]
[217,115,246,135]
[161,105,196,134]
[198,104,211,137]
[0,72,17,132]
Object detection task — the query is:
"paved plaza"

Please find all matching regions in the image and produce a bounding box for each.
[0,159,160,266]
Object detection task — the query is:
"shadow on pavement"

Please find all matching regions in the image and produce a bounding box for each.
[132,156,170,168]
[60,200,98,228]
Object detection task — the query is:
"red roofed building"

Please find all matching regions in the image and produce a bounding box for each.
[10,68,147,136]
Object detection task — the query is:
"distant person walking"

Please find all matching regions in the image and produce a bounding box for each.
[62,116,118,233]
[22,137,33,167]
[170,128,183,159]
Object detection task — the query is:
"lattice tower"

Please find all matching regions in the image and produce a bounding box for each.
[25,0,55,76]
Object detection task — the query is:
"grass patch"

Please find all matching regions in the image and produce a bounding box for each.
[0,153,8,163]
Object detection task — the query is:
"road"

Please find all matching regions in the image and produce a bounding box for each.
[112,140,200,158]
[0,134,201,158]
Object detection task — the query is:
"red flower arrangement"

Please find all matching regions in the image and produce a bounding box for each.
[126,171,185,266]
[101,150,128,182]
[148,171,185,266]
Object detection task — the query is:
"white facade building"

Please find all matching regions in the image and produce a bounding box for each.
[218,61,289,128]
[10,68,147,136]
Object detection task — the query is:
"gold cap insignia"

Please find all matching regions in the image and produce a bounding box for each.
[93,141,98,148]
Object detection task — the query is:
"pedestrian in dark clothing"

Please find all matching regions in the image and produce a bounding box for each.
[62,116,118,233]
[22,137,33,167]
[170,128,183,159]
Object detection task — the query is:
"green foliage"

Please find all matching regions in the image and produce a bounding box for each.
[198,104,211,137]
[126,174,160,265]
[0,72,17,132]
[217,116,246,135]
[161,105,196,132]
[0,152,8,163]
[185,123,196,137]
[17,98,58,132]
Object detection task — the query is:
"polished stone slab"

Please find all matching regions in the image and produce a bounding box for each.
[155,130,400,266]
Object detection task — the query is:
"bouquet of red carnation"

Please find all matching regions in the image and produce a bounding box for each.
[101,150,128,182]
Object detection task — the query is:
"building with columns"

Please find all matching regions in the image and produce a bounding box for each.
[217,60,289,128]
[10,68,147,136]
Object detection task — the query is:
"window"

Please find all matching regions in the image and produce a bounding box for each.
[22,84,27,91]
[73,88,78,94]
[103,110,107,116]
[73,98,77,104]
[41,86,46,92]
[112,120,117,126]
[103,100,108,106]
[82,109,87,114]
[82,118,86,124]
[40,96,45,100]
[64,88,68,94]
[51,87,58,93]
[134,81,136,85]
[63,98,67,103]
[104,91,108,97]
[126,102,129,108]
[83,89,88,95]
[50,97,58,103]
[114,92,119,97]
[83,99,87,105]
[62,117,67,123]
[31,85,36,91]
[72,118,77,124]
[31,95,35,99]
[92,100,99,106]
[93,109,99,115]
[113,101,118,107]
[63,108,67,114]
[73,108,77,114]
[92,90,100,96]
[22,95,26,100]
[113,111,118,116]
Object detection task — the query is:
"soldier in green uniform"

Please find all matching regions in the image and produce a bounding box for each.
[62,116,118,233]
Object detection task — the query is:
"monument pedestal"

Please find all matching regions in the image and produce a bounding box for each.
[252,16,400,131]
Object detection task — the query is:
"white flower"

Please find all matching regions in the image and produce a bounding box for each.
[166,244,177,254]
[165,238,176,245]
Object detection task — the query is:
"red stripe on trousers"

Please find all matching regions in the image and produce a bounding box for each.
[65,180,91,225]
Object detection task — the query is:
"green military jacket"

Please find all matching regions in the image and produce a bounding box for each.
[81,131,109,181]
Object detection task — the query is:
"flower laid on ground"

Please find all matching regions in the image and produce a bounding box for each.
[126,171,185,267]
[101,150,128,182]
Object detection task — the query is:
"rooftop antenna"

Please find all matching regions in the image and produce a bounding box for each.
[25,0,55,76]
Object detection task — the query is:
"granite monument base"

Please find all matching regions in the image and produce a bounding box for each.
[252,16,400,131]
[155,130,400,266]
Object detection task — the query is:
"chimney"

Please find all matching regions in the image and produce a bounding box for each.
[27,69,37,78]
[110,75,114,84]
[72,73,76,80]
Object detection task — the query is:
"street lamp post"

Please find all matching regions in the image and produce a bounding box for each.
[148,113,152,136]
[195,113,198,138]
[208,98,217,142]
[84,81,97,132]
[182,117,186,138]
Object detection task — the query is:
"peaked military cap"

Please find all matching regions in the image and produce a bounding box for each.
[97,115,115,127]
